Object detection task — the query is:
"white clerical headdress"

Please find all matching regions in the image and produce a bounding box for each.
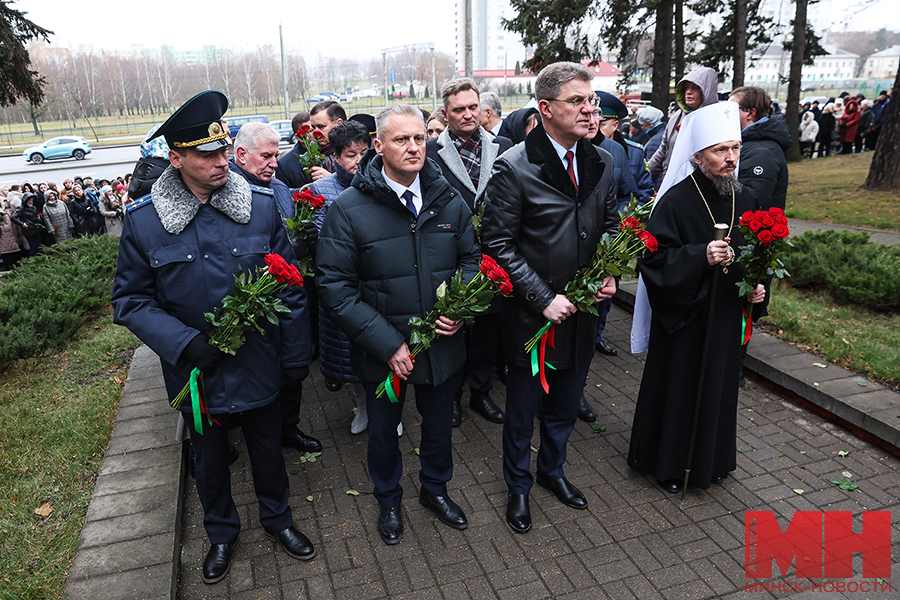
[630,101,742,354]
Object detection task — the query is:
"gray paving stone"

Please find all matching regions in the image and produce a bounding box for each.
[66,562,173,600]
[68,533,173,578]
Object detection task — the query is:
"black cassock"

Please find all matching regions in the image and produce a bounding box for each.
[627,168,758,488]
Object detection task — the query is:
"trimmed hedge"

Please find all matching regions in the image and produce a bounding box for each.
[781,230,900,311]
[0,236,119,368]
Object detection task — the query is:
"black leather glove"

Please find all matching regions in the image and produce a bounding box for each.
[304,221,319,251]
[289,234,311,259]
[282,366,309,387]
[182,334,227,373]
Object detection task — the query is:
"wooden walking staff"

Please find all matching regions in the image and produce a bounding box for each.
[683,223,730,500]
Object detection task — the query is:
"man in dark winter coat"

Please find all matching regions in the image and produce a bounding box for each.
[481,62,619,534]
[111,91,316,584]
[426,77,513,427]
[230,121,322,455]
[316,104,480,546]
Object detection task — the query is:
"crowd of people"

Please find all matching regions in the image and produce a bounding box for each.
[789,89,891,158]
[0,174,130,269]
[17,63,877,584]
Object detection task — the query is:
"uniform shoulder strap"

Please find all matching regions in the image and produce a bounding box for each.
[127,193,153,213]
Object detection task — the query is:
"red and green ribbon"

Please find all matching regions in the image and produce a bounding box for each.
[529,321,557,393]
[382,371,401,403]
[186,368,218,434]
[741,303,753,346]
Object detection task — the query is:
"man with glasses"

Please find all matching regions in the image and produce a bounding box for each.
[316,105,480,545]
[481,62,619,534]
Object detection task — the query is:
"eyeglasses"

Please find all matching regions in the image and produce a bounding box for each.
[549,95,598,109]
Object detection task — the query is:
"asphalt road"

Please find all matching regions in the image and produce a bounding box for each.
[0,145,141,187]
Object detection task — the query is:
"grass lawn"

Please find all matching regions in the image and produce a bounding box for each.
[0,306,139,600]
[763,282,900,390]
[786,152,900,231]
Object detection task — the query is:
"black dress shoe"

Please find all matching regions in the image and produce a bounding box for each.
[658,478,683,494]
[506,493,531,533]
[282,429,323,453]
[711,474,728,485]
[325,379,342,392]
[595,339,618,356]
[419,488,468,530]
[451,397,462,427]
[377,506,403,545]
[535,474,588,509]
[202,539,239,584]
[265,525,315,560]
[577,394,597,423]
[469,392,504,423]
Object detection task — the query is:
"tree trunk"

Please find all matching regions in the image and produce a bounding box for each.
[784,0,807,162]
[651,0,674,111]
[733,0,747,88]
[864,63,900,189]
[674,0,684,84]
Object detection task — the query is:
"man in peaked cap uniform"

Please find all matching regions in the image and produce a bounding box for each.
[111,91,316,584]
[595,91,656,212]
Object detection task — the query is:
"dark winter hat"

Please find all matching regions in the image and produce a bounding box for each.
[595,91,628,120]
[348,113,377,137]
[149,90,229,152]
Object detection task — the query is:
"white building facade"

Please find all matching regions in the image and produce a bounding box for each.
[455,0,530,72]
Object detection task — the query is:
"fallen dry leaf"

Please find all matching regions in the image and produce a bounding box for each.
[34,503,52,517]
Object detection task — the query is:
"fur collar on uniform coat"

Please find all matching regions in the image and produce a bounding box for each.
[524,122,605,202]
[435,125,501,199]
[151,165,252,235]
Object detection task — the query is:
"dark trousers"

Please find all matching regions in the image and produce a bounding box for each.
[466,312,500,394]
[363,376,457,507]
[817,140,831,157]
[280,373,303,437]
[191,400,292,544]
[503,359,592,494]
[594,298,612,342]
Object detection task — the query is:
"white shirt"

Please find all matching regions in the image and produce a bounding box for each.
[381,167,423,215]
[490,120,503,136]
[546,134,579,186]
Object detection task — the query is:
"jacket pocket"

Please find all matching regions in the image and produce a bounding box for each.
[149,244,198,268]
[228,235,271,257]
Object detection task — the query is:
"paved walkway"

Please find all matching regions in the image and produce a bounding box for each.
[65,219,900,600]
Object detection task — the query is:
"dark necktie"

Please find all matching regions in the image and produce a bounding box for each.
[565,150,577,190]
[401,189,417,217]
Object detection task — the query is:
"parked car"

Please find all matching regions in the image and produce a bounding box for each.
[269,120,295,144]
[223,114,269,138]
[306,95,327,103]
[23,136,91,165]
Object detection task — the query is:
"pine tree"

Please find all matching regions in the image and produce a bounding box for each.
[0,1,52,107]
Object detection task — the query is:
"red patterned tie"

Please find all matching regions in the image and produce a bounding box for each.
[565,150,577,190]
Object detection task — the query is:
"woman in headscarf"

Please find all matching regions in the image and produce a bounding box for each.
[42,190,75,244]
[838,99,861,155]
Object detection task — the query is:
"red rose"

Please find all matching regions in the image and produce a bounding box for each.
[265,253,292,283]
[757,230,775,245]
[297,124,311,137]
[283,262,304,287]
[775,214,789,226]
[768,206,784,216]
[312,130,326,141]
[498,279,513,296]
[771,222,789,239]
[622,216,641,231]
[761,214,775,228]
[292,191,303,202]
[480,254,499,277]
[739,211,754,226]
[489,265,510,285]
[638,230,658,252]
[748,219,763,233]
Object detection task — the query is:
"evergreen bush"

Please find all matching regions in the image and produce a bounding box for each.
[0,236,119,367]
[782,230,900,311]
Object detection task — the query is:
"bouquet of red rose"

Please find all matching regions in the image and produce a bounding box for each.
[285,188,327,276]
[376,255,513,400]
[523,198,658,391]
[735,207,791,298]
[295,124,328,176]
[171,254,304,433]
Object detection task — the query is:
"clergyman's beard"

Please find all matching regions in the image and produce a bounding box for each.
[697,161,743,196]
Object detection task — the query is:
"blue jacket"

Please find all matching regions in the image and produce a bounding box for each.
[310,165,358,383]
[625,139,655,205]
[598,136,641,210]
[111,167,311,415]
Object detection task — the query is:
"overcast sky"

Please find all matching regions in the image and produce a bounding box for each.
[17,0,900,62]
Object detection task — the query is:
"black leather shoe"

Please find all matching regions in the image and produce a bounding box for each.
[451,397,462,427]
[377,506,403,545]
[711,474,728,485]
[535,474,588,509]
[419,488,468,530]
[595,339,618,356]
[469,392,504,423]
[265,526,315,560]
[506,493,531,533]
[325,379,342,392]
[577,394,597,423]
[658,478,683,494]
[202,539,238,584]
[282,429,323,453]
